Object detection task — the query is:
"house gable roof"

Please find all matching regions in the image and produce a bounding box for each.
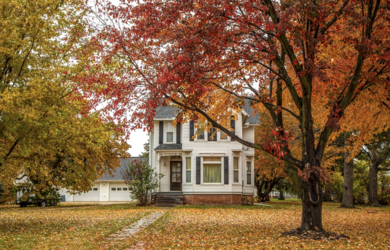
[154,100,259,124]
[155,105,178,119]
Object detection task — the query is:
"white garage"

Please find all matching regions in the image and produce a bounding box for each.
[109,183,132,201]
[74,184,100,201]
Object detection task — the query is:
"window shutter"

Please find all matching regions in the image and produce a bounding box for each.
[176,122,181,144]
[190,121,194,141]
[231,119,235,141]
[224,156,229,184]
[159,121,163,144]
[196,157,201,184]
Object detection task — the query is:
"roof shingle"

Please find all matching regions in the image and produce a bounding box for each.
[98,157,145,181]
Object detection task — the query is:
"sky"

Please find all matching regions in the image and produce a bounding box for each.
[127,129,149,157]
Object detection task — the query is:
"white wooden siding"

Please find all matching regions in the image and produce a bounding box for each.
[73,183,100,201]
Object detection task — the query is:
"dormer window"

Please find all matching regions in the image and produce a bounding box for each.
[167,122,174,142]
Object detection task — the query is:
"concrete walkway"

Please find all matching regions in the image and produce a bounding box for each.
[105,212,165,241]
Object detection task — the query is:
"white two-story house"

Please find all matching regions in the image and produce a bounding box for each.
[150,103,259,205]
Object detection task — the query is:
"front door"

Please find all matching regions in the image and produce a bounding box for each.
[170,161,182,191]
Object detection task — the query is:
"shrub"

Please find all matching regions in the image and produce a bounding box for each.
[121,159,163,206]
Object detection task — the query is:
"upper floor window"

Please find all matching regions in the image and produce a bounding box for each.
[220,130,228,140]
[167,122,174,142]
[197,123,205,140]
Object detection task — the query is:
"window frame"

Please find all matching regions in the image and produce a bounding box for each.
[166,121,174,143]
[186,157,192,183]
[111,187,116,191]
[93,187,98,191]
[196,122,206,140]
[233,157,239,183]
[220,130,228,140]
[246,161,252,185]
[123,187,128,191]
[202,157,223,184]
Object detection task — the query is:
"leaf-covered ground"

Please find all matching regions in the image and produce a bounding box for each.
[122,204,390,249]
[0,204,157,249]
[1,203,389,249]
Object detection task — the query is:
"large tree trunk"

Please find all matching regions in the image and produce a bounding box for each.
[301,179,323,230]
[278,190,285,200]
[341,150,354,208]
[368,156,381,206]
[255,177,279,202]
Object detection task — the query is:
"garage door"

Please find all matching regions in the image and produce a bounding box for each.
[109,183,132,201]
[74,184,100,201]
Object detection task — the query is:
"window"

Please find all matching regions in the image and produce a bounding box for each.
[186,157,191,183]
[123,188,128,191]
[197,122,205,140]
[246,161,252,185]
[167,122,174,142]
[117,187,122,191]
[220,130,228,140]
[93,188,98,191]
[111,188,116,191]
[233,157,239,183]
[203,157,222,183]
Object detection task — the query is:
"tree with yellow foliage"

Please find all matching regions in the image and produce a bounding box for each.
[0,0,129,200]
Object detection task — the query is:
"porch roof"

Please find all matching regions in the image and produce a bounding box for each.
[154,143,182,150]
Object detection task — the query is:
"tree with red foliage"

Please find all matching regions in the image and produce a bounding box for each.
[79,0,390,235]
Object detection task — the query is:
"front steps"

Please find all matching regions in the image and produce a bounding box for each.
[156,192,184,207]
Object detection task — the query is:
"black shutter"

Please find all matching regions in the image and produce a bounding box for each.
[224,156,229,184]
[231,119,235,141]
[159,121,163,144]
[190,121,194,141]
[176,122,181,144]
[196,157,201,184]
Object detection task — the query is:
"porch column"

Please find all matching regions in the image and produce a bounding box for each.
[157,153,160,193]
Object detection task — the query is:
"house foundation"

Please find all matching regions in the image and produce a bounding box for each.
[184,194,241,205]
